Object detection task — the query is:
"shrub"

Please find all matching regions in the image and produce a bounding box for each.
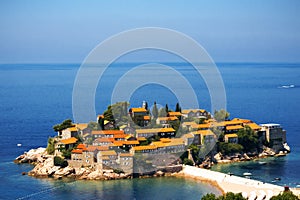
[54,156,68,168]
[183,158,194,166]
[113,169,124,174]
[270,191,299,200]
[46,137,55,155]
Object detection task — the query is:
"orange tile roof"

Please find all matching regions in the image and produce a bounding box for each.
[137,137,147,141]
[136,128,160,134]
[226,125,244,130]
[160,138,171,143]
[102,156,110,160]
[75,123,88,130]
[86,145,109,152]
[130,108,147,112]
[71,149,82,154]
[143,116,151,120]
[119,153,133,157]
[113,134,129,139]
[232,118,252,123]
[76,144,88,151]
[159,127,175,132]
[94,138,115,143]
[92,130,124,135]
[68,127,78,132]
[152,138,185,147]
[60,137,78,145]
[246,123,261,130]
[132,145,157,151]
[225,133,238,138]
[168,112,182,116]
[192,130,215,136]
[99,150,117,156]
[112,140,139,146]
[191,123,211,129]
[181,109,207,114]
[157,116,178,121]
[224,121,242,126]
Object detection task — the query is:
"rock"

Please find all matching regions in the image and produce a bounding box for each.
[14,147,47,164]
[155,171,164,176]
[87,170,103,179]
[214,153,222,161]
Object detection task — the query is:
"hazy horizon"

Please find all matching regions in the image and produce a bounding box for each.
[1,1,300,63]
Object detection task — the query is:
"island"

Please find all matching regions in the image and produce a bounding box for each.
[15,101,297,199]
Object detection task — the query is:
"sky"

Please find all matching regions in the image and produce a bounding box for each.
[0,0,300,63]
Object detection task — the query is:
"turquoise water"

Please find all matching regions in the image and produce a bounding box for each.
[0,63,300,199]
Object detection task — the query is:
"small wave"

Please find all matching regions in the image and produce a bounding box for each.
[278,84,295,89]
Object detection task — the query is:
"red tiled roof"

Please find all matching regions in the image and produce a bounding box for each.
[71,149,82,154]
[86,145,109,152]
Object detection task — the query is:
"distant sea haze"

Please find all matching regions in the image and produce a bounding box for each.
[0,62,299,199]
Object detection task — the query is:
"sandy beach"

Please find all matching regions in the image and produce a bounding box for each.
[177,165,299,200]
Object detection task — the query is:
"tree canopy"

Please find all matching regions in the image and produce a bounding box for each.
[237,126,259,152]
[53,119,73,132]
[214,109,230,122]
[152,102,158,119]
[201,192,246,200]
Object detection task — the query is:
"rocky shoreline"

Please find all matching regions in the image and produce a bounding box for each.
[14,147,179,180]
[14,147,288,181]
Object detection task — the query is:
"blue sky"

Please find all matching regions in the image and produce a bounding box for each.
[0,0,300,63]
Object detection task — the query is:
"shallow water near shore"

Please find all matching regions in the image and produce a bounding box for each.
[1,62,300,199]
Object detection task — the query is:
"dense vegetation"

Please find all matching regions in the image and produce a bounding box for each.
[270,191,299,200]
[201,191,300,200]
[217,142,244,155]
[237,126,259,152]
[201,192,246,200]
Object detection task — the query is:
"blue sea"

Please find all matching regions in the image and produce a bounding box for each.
[0,62,300,199]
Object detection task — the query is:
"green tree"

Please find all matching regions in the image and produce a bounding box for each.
[201,192,246,200]
[214,109,230,122]
[158,108,167,117]
[54,156,68,168]
[270,191,299,200]
[88,121,100,130]
[169,120,180,133]
[218,142,244,155]
[165,104,169,113]
[53,119,73,132]
[103,102,130,125]
[152,102,158,119]
[183,158,194,166]
[46,137,55,155]
[98,117,105,130]
[237,126,259,152]
[201,193,217,200]
[175,102,181,112]
[189,144,201,164]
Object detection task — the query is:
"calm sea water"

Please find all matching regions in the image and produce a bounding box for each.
[0,62,299,199]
